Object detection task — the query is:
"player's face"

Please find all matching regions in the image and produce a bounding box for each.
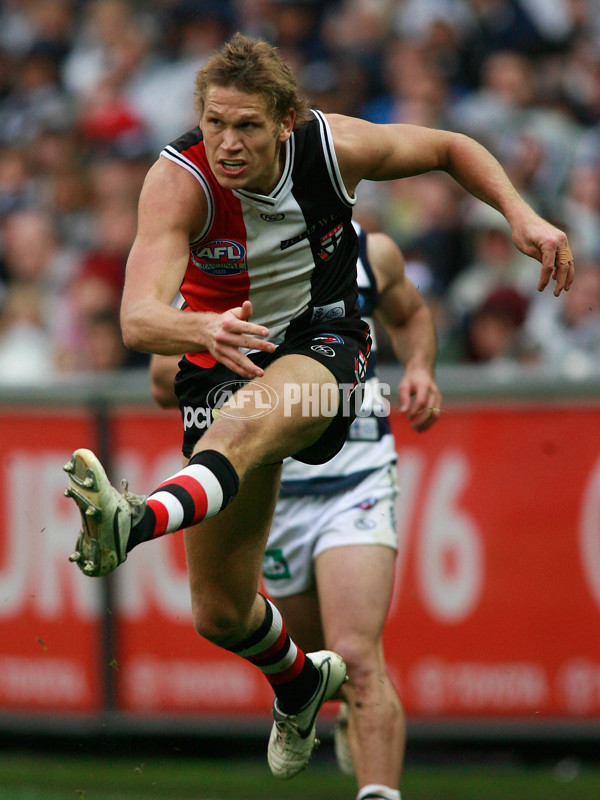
[200,85,295,195]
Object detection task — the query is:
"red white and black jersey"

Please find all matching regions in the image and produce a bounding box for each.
[160,110,359,368]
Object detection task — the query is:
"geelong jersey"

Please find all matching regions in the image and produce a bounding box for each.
[161,110,359,368]
[280,222,397,496]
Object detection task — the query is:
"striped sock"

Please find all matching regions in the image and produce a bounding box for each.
[228,595,319,714]
[126,450,239,551]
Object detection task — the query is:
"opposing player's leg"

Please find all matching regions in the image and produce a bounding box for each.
[185,462,346,779]
[273,544,405,791]
[271,586,324,653]
[316,543,405,794]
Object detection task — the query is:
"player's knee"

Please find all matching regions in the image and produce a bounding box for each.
[201,413,263,472]
[331,636,382,688]
[190,601,249,647]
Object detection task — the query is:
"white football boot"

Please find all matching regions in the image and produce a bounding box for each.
[268,650,347,779]
[64,448,146,577]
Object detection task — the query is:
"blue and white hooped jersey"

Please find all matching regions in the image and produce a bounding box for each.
[280,222,397,496]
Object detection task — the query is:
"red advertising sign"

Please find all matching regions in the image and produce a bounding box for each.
[387,404,600,719]
[0,409,103,714]
[2,401,600,722]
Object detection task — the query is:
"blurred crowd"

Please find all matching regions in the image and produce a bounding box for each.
[0,0,600,385]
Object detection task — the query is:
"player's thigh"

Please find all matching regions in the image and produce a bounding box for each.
[185,461,281,612]
[200,353,339,469]
[315,543,397,650]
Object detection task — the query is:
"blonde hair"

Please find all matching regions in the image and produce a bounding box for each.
[195,33,310,129]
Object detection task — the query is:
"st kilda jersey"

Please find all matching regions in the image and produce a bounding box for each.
[160,109,359,368]
[279,222,397,496]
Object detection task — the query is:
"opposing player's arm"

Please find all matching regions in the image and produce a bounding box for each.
[121,158,274,378]
[330,114,574,297]
[149,352,180,408]
[369,233,441,432]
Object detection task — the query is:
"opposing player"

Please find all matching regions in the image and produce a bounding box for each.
[149,223,440,800]
[63,33,574,784]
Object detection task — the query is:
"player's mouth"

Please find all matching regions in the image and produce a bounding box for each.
[219,159,246,175]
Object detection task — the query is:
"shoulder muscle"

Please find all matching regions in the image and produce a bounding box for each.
[137,157,208,241]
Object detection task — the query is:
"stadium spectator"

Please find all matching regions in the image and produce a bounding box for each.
[261,0,330,63]
[456,0,558,89]
[55,198,139,372]
[42,159,96,251]
[61,0,143,100]
[446,204,540,321]
[439,284,537,365]
[0,145,35,219]
[367,172,467,292]
[524,258,600,374]
[0,44,72,146]
[450,49,581,213]
[559,162,600,261]
[0,282,56,383]
[127,1,236,152]
[361,37,452,128]
[321,0,393,103]
[0,0,595,378]
[84,307,142,371]
[88,153,151,211]
[0,207,80,355]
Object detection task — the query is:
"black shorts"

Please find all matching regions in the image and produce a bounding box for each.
[174,315,371,464]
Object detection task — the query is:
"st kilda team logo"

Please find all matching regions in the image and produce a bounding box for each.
[318,222,343,261]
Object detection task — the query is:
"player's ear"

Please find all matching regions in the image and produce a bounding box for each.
[278,109,295,142]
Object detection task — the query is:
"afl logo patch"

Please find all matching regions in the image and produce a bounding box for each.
[191,239,247,276]
[260,213,285,222]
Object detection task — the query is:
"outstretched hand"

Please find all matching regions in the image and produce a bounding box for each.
[511,211,574,296]
[203,300,276,378]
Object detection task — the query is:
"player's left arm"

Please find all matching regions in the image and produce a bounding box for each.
[330,114,574,297]
[370,233,442,432]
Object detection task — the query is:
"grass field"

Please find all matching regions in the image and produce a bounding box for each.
[1,749,600,800]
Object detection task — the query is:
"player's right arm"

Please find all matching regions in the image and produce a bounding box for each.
[120,158,274,378]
